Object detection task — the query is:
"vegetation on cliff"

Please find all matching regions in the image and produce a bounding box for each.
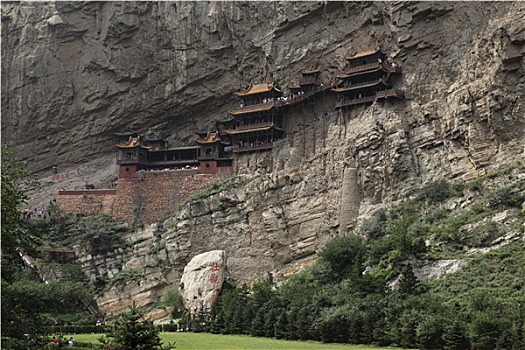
[1,146,100,348]
[179,164,525,349]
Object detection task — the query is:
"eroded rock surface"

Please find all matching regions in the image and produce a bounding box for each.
[3,1,525,317]
[180,250,226,313]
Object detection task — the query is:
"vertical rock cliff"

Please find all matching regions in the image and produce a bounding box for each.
[2,1,524,316]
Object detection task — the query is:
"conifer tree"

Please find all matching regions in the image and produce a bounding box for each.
[110,302,163,350]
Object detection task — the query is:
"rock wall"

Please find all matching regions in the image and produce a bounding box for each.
[2,1,523,178]
[3,1,525,316]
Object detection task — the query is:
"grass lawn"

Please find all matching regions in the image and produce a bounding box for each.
[67,332,407,349]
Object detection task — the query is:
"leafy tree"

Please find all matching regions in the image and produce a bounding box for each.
[358,208,388,239]
[1,145,39,282]
[1,146,47,349]
[398,263,426,296]
[470,312,506,350]
[109,302,163,350]
[317,235,367,283]
[160,286,184,318]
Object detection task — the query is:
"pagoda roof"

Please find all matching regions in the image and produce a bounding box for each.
[336,66,385,79]
[149,146,200,152]
[234,83,281,97]
[229,103,275,115]
[114,131,138,137]
[224,125,283,135]
[346,49,381,60]
[117,136,151,149]
[196,132,222,144]
[144,136,164,142]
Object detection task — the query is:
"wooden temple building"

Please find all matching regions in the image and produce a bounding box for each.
[195,131,233,174]
[225,84,286,153]
[333,49,404,109]
[57,47,405,224]
[113,49,403,176]
[115,132,232,178]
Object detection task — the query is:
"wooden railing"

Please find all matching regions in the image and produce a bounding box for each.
[342,62,381,75]
[335,89,404,108]
[336,95,376,108]
[234,144,273,153]
[236,121,274,131]
[230,83,332,113]
[376,89,405,99]
[230,102,275,114]
[335,78,384,91]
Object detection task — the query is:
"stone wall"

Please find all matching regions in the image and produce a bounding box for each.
[111,170,224,224]
[56,189,116,216]
[57,170,224,224]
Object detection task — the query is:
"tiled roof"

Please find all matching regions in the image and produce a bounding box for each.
[347,49,380,60]
[116,136,151,149]
[196,132,221,144]
[234,83,281,97]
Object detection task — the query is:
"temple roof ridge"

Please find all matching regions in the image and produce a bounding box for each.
[234,83,281,97]
[346,48,382,60]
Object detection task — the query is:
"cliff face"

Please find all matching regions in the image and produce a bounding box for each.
[2,1,525,316]
[2,1,523,175]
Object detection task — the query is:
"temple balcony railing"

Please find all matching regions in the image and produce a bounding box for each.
[235,121,274,131]
[142,159,200,166]
[336,95,376,108]
[376,88,405,99]
[230,83,335,113]
[234,144,273,153]
[335,89,404,108]
[274,83,333,107]
[197,154,219,160]
[335,78,387,91]
[117,158,144,165]
[342,62,381,75]
[231,101,275,113]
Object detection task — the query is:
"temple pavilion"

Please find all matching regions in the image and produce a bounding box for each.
[226,83,285,153]
[195,130,233,174]
[115,134,201,178]
[333,49,404,109]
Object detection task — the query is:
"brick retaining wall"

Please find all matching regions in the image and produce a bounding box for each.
[59,170,226,224]
[56,190,116,216]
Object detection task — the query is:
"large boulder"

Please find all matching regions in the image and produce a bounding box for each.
[180,250,226,313]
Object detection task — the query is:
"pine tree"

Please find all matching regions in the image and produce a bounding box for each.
[110,302,163,350]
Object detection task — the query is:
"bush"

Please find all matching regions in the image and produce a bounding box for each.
[317,235,367,283]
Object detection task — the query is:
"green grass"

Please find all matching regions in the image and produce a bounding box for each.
[67,332,408,349]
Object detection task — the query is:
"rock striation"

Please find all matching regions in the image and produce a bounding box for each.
[2,1,525,317]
